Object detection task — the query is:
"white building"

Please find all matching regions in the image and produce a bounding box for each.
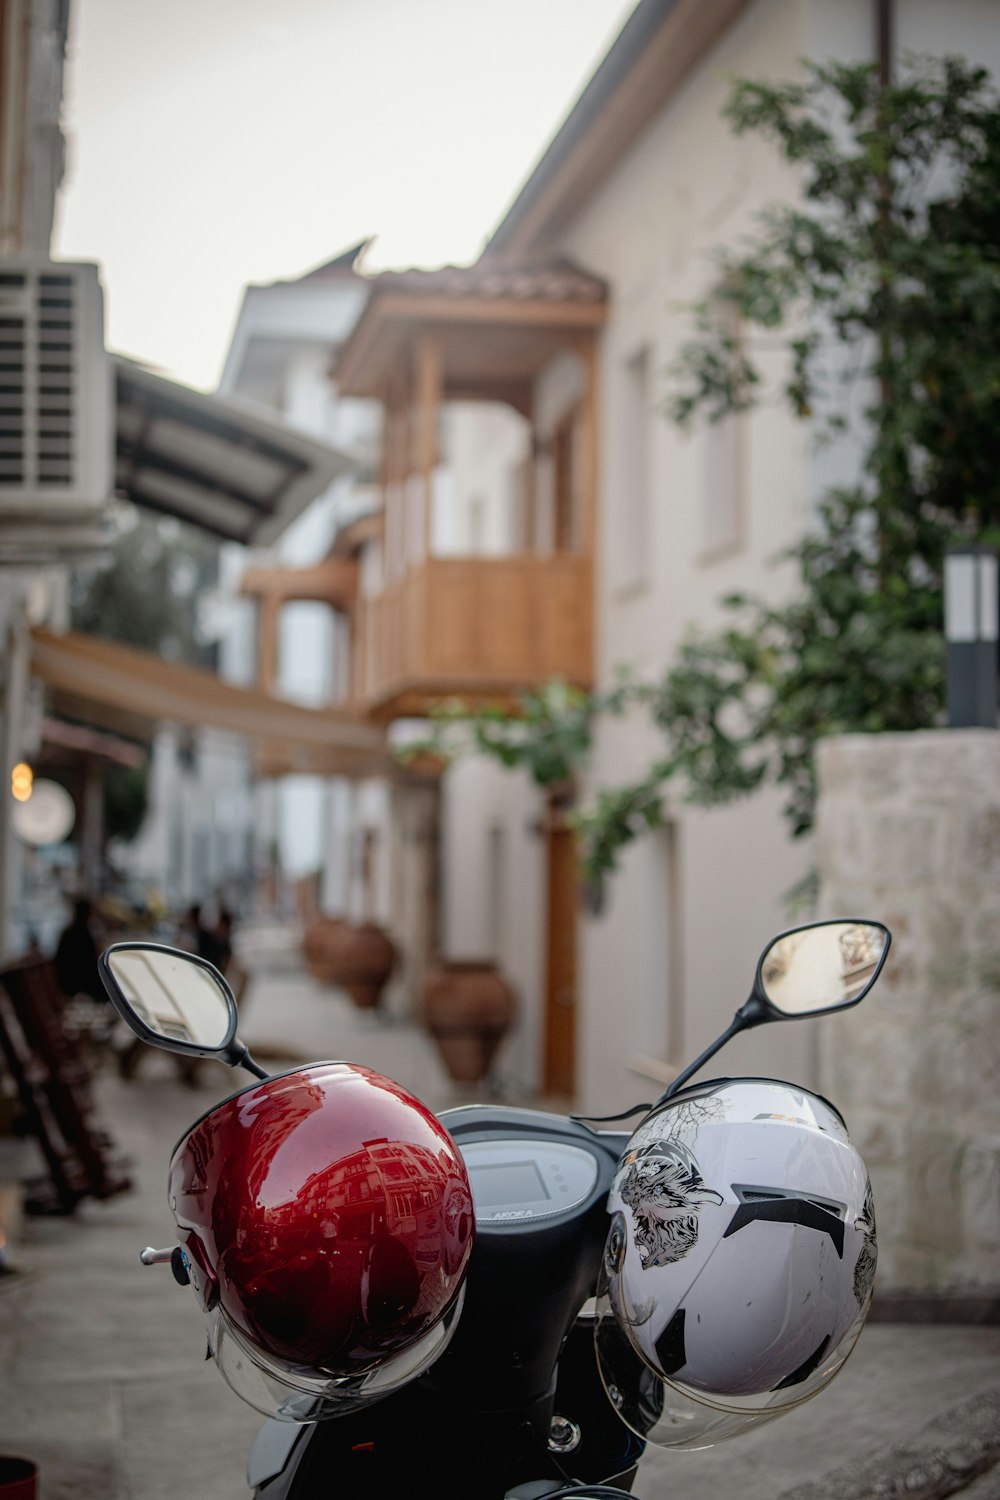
[314,0,1000,1116]
[0,1,374,951]
[0,0,114,955]
[215,246,379,911]
[477,0,1000,1115]
[173,0,1000,1113]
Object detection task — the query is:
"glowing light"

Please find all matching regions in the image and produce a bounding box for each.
[10,763,33,803]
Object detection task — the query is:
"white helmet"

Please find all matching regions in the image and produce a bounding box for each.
[594,1078,876,1450]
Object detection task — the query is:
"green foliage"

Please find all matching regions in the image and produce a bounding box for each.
[70,504,220,666]
[669,56,1000,537]
[569,770,668,894]
[406,56,1000,905]
[456,680,597,788]
[578,54,1000,897]
[103,762,150,845]
[69,505,222,848]
[396,676,635,790]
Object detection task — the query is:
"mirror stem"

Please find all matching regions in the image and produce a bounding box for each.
[225,1039,270,1080]
[652,1013,748,1110]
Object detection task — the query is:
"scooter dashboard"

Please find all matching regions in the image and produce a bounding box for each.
[461,1139,599,1225]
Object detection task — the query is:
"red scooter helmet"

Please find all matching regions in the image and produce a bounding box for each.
[168,1062,475,1421]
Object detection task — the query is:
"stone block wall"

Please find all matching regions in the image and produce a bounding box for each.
[815,729,1000,1298]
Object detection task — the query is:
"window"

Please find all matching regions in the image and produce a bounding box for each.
[613,346,652,592]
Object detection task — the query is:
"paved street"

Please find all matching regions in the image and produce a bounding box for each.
[0,926,997,1499]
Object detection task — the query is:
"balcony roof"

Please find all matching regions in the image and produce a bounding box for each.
[115,357,356,546]
[334,257,607,399]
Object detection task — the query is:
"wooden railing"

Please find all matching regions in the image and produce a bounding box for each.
[353,553,593,720]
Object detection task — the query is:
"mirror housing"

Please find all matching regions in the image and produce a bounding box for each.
[99,942,267,1078]
[741,918,891,1027]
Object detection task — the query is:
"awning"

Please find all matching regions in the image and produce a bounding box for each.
[28,628,389,780]
[40,716,147,769]
[115,357,355,546]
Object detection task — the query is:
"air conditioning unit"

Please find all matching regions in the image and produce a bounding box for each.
[0,257,113,515]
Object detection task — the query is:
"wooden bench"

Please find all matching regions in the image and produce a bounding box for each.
[0,955,132,1214]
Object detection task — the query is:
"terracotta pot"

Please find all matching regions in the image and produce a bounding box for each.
[301,917,349,984]
[302,918,397,1010]
[422,960,517,1083]
[336,922,397,1010]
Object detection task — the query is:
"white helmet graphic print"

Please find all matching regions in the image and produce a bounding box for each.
[594,1077,877,1450]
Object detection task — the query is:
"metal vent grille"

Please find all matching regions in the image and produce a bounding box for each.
[733,1184,847,1218]
[0,259,111,509]
[0,267,77,489]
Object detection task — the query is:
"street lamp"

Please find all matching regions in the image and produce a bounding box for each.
[944,544,998,728]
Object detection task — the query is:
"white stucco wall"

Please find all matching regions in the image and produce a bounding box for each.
[803,0,1000,79]
[440,757,546,1097]
[531,0,1000,1117]
[570,0,811,669]
[552,0,815,1114]
[438,402,531,556]
[215,279,383,903]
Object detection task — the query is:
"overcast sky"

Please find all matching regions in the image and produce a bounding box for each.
[54,0,636,391]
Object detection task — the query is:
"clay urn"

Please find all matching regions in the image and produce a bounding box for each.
[301,919,397,1010]
[334,921,398,1010]
[301,916,349,984]
[421,959,517,1084]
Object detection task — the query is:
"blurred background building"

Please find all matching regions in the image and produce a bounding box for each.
[0,0,384,957]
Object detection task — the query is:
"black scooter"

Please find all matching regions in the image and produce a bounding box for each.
[99,916,891,1500]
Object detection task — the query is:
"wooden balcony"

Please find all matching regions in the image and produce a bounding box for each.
[323,255,606,723]
[352,552,592,721]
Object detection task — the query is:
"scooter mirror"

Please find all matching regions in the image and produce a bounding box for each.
[652,917,891,1108]
[100,942,238,1055]
[756,919,890,1016]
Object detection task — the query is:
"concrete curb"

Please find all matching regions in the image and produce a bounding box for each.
[778,1389,1000,1500]
[870,1294,1000,1326]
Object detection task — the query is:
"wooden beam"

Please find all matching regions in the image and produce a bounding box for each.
[239,557,358,610]
[336,294,606,396]
[331,510,383,557]
[257,594,280,695]
[380,293,608,331]
[443,376,533,417]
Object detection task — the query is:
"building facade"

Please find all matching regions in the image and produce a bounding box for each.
[477,0,1000,1114]
[169,0,1000,1113]
[323,0,1000,1113]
